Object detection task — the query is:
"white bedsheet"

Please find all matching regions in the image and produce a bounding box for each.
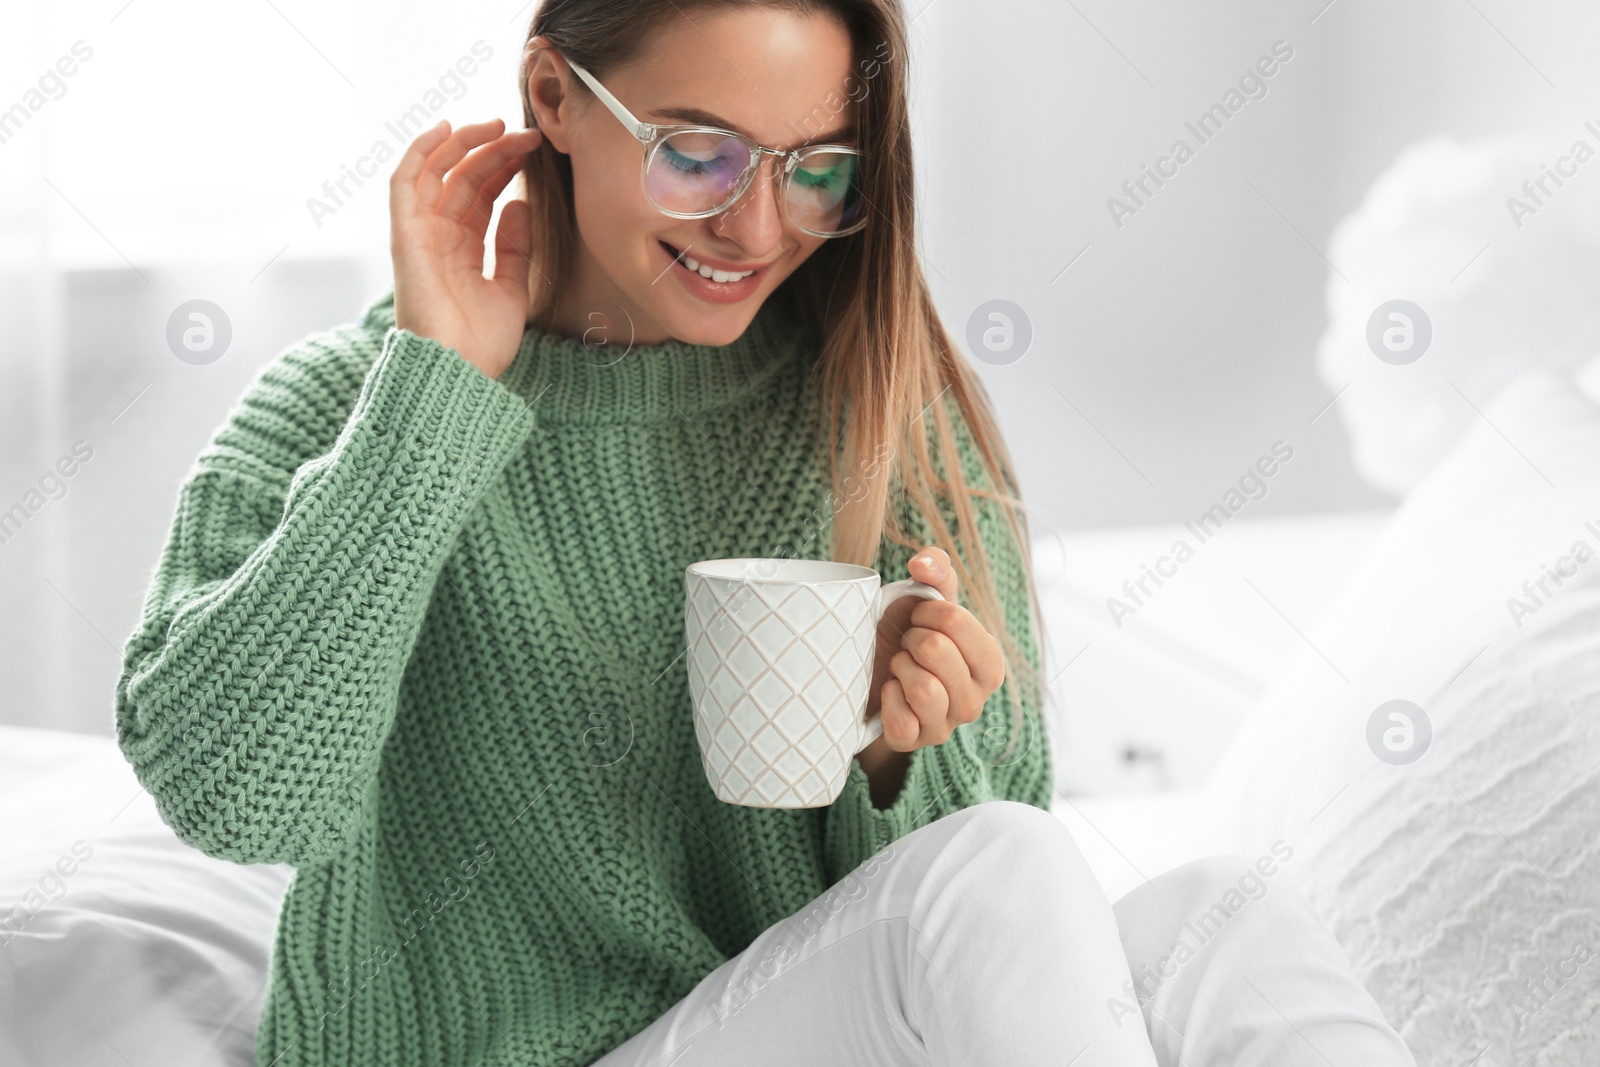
[0,722,1187,1066]
[0,724,293,1067]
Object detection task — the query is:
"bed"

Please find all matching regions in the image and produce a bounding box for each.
[5,363,1600,1065]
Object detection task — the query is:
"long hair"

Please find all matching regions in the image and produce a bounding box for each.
[516,0,1047,758]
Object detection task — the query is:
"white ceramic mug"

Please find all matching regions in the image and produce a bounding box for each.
[684,557,944,808]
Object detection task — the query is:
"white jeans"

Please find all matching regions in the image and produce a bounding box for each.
[595,801,1416,1067]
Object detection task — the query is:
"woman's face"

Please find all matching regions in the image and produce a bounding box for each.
[529,8,859,346]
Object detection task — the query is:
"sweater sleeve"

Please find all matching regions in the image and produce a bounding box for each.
[114,295,536,867]
[823,394,1053,880]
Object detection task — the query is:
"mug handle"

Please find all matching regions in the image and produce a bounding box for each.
[857,579,946,752]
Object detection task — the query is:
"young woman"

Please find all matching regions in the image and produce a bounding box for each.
[114,1,1416,1064]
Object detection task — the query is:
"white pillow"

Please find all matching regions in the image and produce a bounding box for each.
[1203,369,1600,857]
[1203,365,1600,857]
[1293,553,1600,1064]
[0,727,292,1067]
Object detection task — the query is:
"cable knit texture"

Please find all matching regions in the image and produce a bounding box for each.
[113,287,1051,1067]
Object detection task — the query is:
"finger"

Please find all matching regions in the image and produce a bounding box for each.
[901,624,979,721]
[463,150,529,241]
[416,118,509,214]
[907,546,958,603]
[390,119,454,226]
[444,132,535,230]
[878,678,922,751]
[889,648,952,743]
[907,600,1006,693]
[442,129,541,229]
[492,196,532,294]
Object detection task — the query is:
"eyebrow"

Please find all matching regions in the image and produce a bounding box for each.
[649,106,857,149]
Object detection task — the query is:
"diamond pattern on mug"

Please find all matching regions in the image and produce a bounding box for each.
[749,723,789,763]
[798,768,834,802]
[748,612,794,655]
[773,639,824,692]
[721,766,751,798]
[804,612,848,655]
[712,719,744,762]
[708,666,743,708]
[773,701,821,746]
[735,745,771,787]
[686,575,878,807]
[724,637,767,687]
[773,746,814,784]
[750,671,794,711]
[799,668,844,718]
[795,724,835,763]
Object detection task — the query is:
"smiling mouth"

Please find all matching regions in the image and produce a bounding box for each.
[658,240,763,283]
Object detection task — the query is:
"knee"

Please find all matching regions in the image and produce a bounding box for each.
[932,801,1099,896]
[1174,854,1297,906]
[1121,853,1306,932]
[943,799,1073,851]
[908,803,1124,973]
[1171,854,1267,892]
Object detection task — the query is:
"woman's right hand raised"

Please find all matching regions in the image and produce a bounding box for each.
[391,118,543,380]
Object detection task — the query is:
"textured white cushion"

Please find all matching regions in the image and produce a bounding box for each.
[1295,558,1600,1064]
[1199,366,1600,1064]
[1204,366,1600,857]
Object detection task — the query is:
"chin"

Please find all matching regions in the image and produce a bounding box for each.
[660,305,762,347]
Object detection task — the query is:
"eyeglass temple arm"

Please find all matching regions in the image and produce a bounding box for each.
[564,58,656,143]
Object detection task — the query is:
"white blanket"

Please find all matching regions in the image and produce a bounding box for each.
[0,724,293,1067]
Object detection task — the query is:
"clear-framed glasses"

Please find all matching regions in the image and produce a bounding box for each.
[563,56,869,239]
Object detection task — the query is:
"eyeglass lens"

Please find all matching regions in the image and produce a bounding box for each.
[644,130,865,236]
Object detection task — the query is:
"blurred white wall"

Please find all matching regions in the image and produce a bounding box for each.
[913,0,1600,536]
[2,0,1596,736]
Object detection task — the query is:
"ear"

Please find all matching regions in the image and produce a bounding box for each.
[525,37,580,155]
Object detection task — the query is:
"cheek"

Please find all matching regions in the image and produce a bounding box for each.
[773,235,827,282]
[570,149,655,268]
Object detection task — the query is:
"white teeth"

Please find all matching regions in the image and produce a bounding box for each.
[678,253,751,282]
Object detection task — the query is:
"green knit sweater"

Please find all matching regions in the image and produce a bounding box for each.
[113,287,1051,1067]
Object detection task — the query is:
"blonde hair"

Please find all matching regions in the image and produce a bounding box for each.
[516,0,1047,756]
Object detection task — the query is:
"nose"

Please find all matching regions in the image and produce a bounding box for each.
[708,152,786,254]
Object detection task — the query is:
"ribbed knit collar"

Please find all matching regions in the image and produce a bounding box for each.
[496,295,812,425]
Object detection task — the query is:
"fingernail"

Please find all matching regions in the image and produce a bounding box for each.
[915,554,935,569]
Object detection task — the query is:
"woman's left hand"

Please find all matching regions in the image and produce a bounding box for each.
[857,547,1006,797]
